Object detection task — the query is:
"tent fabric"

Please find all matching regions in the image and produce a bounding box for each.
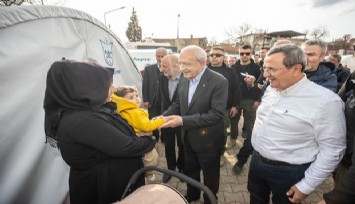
[0,5,102,29]
[0,5,142,204]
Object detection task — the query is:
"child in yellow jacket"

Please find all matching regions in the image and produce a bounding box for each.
[112,85,165,181]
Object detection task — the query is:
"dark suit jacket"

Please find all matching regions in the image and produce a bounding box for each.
[142,63,160,106]
[163,68,228,152]
[159,74,180,112]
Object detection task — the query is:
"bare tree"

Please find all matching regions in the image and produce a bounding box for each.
[309,25,329,39]
[343,34,352,41]
[342,34,352,50]
[251,28,267,51]
[225,27,239,45]
[208,37,218,46]
[238,23,252,36]
[225,23,252,45]
[328,34,353,51]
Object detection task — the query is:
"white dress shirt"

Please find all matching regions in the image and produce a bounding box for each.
[188,67,206,105]
[252,75,346,194]
[168,73,181,101]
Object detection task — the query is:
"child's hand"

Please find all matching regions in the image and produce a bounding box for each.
[152,115,164,121]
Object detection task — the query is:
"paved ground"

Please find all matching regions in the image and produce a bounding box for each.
[149,135,334,204]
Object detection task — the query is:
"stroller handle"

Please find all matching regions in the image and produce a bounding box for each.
[121,166,217,204]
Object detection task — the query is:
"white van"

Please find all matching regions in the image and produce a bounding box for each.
[128,49,173,75]
[128,49,157,72]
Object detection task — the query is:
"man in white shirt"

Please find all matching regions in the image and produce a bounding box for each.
[248,44,346,204]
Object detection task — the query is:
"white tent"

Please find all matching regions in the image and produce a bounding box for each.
[0,5,142,204]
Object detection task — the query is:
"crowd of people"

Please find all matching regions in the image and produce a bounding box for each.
[44,39,354,204]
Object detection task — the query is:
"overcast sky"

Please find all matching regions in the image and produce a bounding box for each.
[65,0,355,43]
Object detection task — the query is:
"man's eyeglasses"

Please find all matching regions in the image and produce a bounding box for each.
[240,52,251,56]
[209,53,224,58]
[263,66,286,73]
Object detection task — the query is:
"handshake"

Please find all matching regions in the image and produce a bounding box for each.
[153,115,183,128]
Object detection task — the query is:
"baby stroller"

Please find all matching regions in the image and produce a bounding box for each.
[117,166,217,204]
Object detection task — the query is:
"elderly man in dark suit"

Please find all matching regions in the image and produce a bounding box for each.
[142,47,168,141]
[162,45,228,204]
[158,54,185,183]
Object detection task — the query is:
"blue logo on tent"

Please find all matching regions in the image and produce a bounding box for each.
[114,69,121,74]
[100,38,113,66]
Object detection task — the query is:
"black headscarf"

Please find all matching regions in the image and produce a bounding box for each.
[44,60,114,147]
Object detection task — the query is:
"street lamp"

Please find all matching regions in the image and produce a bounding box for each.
[177,14,180,51]
[177,14,180,39]
[104,6,126,26]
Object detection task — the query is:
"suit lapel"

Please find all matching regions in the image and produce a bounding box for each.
[188,69,210,111]
[180,77,189,115]
[171,86,178,103]
[161,76,169,101]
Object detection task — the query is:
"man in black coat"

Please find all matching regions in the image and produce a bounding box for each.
[142,47,168,141]
[158,54,185,183]
[258,47,269,67]
[208,46,240,166]
[328,54,351,92]
[162,45,228,204]
[231,44,262,174]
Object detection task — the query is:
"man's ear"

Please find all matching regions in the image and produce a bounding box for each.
[295,64,302,70]
[292,64,303,75]
[199,60,206,68]
[320,54,326,61]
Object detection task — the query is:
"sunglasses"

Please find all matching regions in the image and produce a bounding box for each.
[240,52,251,56]
[210,53,224,58]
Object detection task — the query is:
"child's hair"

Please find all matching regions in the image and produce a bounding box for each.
[115,85,138,97]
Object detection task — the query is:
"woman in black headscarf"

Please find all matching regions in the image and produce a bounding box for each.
[44,60,155,204]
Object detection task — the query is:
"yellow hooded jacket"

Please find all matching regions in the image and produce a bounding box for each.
[111,95,165,133]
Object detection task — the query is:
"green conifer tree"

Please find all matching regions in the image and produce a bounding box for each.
[125,7,142,42]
